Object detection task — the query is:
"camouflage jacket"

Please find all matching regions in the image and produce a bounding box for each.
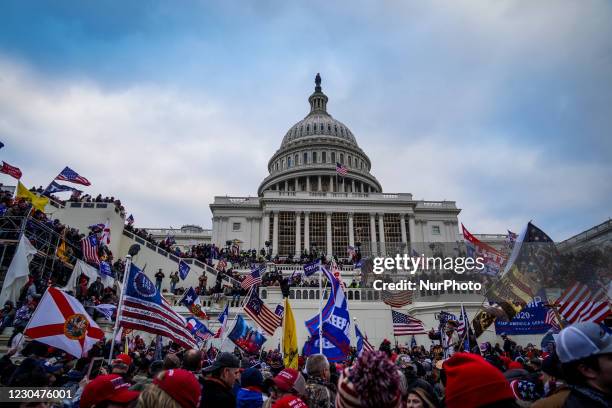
[305,376,336,408]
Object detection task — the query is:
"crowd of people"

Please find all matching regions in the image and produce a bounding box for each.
[0,320,609,407]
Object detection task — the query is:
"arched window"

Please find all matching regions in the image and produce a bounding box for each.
[295,154,299,166]
[340,153,344,164]
[331,152,336,163]
[313,151,318,163]
[303,152,308,164]
[328,124,331,132]
[348,156,352,167]
[320,123,324,131]
[306,124,310,133]
[299,126,303,136]
[322,151,327,163]
[275,162,279,171]
[287,157,292,168]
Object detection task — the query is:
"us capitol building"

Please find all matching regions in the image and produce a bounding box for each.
[210,74,461,257]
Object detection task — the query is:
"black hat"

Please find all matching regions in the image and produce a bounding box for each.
[202,352,240,373]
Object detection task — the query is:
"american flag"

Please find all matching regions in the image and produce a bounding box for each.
[120,264,198,349]
[355,324,374,354]
[81,235,100,265]
[241,266,263,290]
[336,162,348,176]
[545,308,561,332]
[99,220,111,245]
[217,259,228,271]
[382,290,413,308]
[556,282,610,324]
[392,310,426,336]
[126,214,134,225]
[56,166,91,186]
[457,304,469,337]
[244,289,281,336]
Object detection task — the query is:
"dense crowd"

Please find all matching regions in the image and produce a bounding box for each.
[0,321,610,408]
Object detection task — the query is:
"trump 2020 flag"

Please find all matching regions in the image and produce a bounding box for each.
[228,315,267,354]
[25,287,104,357]
[179,260,191,280]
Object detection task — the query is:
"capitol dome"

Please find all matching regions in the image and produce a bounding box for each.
[258,74,382,196]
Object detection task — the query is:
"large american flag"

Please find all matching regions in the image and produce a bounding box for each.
[120,264,198,349]
[56,166,91,186]
[241,266,263,290]
[392,310,426,336]
[81,235,100,265]
[336,162,348,176]
[382,290,413,308]
[244,290,281,336]
[556,282,610,324]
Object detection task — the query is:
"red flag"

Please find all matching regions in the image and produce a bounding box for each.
[0,161,22,179]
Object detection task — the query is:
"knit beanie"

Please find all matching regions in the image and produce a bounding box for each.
[444,352,514,408]
[241,367,264,388]
[336,351,401,408]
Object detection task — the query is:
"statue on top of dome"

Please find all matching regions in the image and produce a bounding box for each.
[315,73,321,89]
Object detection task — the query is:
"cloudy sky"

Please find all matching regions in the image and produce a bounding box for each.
[0,1,610,240]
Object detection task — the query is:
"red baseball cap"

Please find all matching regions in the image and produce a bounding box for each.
[273,368,306,394]
[154,369,201,408]
[80,374,140,408]
[112,353,133,366]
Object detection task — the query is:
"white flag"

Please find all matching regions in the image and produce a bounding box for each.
[0,235,37,306]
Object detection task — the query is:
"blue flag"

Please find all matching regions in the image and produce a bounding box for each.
[0,141,4,149]
[228,315,267,354]
[303,266,350,362]
[179,260,191,280]
[304,259,321,277]
[495,290,552,335]
[94,304,116,321]
[99,261,112,278]
[46,181,81,194]
[355,325,365,356]
[411,335,417,349]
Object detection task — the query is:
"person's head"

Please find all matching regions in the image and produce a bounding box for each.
[136,369,201,408]
[80,374,140,408]
[163,354,180,370]
[306,354,330,381]
[241,367,264,389]
[555,322,612,394]
[443,352,514,408]
[112,354,132,375]
[181,349,202,373]
[203,352,240,388]
[336,351,401,408]
[271,368,307,399]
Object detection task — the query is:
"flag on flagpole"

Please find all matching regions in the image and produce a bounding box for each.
[392,310,426,336]
[0,141,4,149]
[119,264,198,349]
[126,214,134,225]
[215,303,229,338]
[99,220,111,246]
[381,290,413,308]
[186,317,215,346]
[95,304,117,321]
[241,265,263,290]
[545,308,561,332]
[55,166,91,186]
[411,335,417,349]
[244,289,282,336]
[46,181,81,194]
[0,161,22,179]
[282,297,298,369]
[458,304,471,352]
[336,162,348,176]
[179,287,208,319]
[355,324,374,356]
[556,282,611,324]
[0,235,38,306]
[303,259,321,277]
[178,260,191,280]
[56,237,69,263]
[16,181,49,212]
[24,287,105,357]
[81,235,100,265]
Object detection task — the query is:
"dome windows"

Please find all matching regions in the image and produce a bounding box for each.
[331,151,336,163]
[322,151,327,163]
[313,151,318,163]
[303,152,308,164]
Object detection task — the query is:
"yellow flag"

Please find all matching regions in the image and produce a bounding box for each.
[282,297,298,369]
[16,181,49,212]
[56,237,68,263]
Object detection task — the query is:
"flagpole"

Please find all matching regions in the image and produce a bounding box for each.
[220,285,254,351]
[108,255,131,365]
[318,261,323,354]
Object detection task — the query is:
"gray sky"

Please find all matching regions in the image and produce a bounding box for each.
[0,1,610,240]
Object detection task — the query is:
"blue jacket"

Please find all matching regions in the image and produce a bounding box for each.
[236,387,264,408]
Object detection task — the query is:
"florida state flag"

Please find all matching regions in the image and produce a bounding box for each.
[25,287,105,357]
[0,161,22,179]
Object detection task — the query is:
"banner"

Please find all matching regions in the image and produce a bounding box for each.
[495,294,552,335]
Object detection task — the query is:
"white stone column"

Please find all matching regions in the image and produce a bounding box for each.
[369,213,377,256]
[400,214,408,246]
[295,177,299,192]
[318,176,322,192]
[272,211,279,256]
[261,212,270,247]
[352,179,355,193]
[348,212,355,247]
[329,176,334,192]
[304,212,310,252]
[408,215,416,243]
[306,177,310,192]
[378,213,386,255]
[295,212,301,257]
[284,180,288,191]
[326,211,333,256]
